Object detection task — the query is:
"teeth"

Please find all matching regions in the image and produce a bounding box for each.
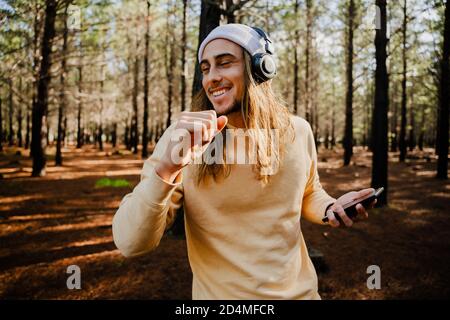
[212,88,228,97]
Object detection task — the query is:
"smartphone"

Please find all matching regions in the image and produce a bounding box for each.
[322,187,384,223]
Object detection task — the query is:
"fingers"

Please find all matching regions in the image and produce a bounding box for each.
[334,204,353,227]
[177,119,210,143]
[358,188,375,198]
[178,110,224,140]
[370,198,377,208]
[326,209,340,228]
[355,196,377,221]
[355,203,369,220]
[217,116,228,133]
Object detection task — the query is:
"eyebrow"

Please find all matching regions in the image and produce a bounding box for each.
[200,53,237,66]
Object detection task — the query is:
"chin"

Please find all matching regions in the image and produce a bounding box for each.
[213,100,240,116]
[214,105,232,116]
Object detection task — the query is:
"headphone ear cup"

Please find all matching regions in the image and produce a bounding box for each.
[252,53,277,83]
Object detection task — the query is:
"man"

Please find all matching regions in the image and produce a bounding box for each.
[112,24,376,299]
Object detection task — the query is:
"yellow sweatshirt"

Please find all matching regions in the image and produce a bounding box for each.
[112,116,336,299]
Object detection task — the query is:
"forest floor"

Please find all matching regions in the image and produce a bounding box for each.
[0,143,449,299]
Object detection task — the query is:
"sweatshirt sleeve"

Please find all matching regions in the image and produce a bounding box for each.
[301,121,336,225]
[112,124,184,257]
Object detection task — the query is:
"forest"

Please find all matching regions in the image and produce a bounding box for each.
[0,0,449,299]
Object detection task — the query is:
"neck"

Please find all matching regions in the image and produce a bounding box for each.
[225,110,246,128]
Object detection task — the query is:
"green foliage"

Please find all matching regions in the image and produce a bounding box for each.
[95,177,131,188]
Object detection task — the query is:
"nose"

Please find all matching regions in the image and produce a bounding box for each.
[204,65,222,86]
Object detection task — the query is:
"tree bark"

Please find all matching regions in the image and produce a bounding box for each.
[390,83,398,152]
[16,80,23,148]
[124,120,130,150]
[142,0,151,159]
[437,0,449,179]
[76,64,83,148]
[0,97,3,152]
[30,2,41,157]
[418,104,425,151]
[305,0,312,124]
[8,79,14,146]
[56,4,69,166]
[180,0,187,113]
[112,122,117,148]
[371,0,389,205]
[343,0,354,166]
[25,104,30,149]
[293,0,300,115]
[165,6,175,130]
[31,0,57,177]
[76,24,83,149]
[399,0,408,162]
[408,90,415,151]
[132,54,139,154]
[98,67,105,152]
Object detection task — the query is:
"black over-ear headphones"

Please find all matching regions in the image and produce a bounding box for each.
[251,27,277,84]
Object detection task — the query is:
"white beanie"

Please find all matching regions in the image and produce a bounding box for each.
[198,24,270,62]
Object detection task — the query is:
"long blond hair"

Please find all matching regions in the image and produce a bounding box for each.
[191,50,294,185]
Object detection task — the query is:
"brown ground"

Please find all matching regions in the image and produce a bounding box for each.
[0,144,449,299]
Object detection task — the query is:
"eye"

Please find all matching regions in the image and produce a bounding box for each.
[201,67,209,74]
[220,61,231,66]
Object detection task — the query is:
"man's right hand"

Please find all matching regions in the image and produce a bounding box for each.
[155,110,228,183]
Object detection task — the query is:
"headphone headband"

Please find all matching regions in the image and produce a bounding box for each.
[251,27,274,55]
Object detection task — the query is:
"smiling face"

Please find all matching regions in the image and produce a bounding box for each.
[200,39,245,116]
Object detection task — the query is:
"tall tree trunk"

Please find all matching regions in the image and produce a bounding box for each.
[408,90,415,151]
[112,122,117,148]
[98,67,104,152]
[0,97,3,152]
[180,0,187,112]
[165,7,175,130]
[15,77,23,148]
[97,123,103,151]
[371,0,389,205]
[142,0,151,159]
[363,79,373,148]
[16,78,23,148]
[293,0,300,115]
[343,0,354,166]
[399,0,408,162]
[192,0,221,96]
[76,24,83,149]
[418,105,425,151]
[304,0,312,123]
[30,3,41,157]
[225,0,235,23]
[56,4,69,166]
[17,107,22,148]
[124,120,130,150]
[76,64,83,148]
[25,104,30,149]
[127,116,133,151]
[437,0,449,179]
[390,84,398,152]
[313,69,319,146]
[331,108,336,147]
[31,0,57,177]
[132,55,139,154]
[45,111,50,146]
[63,115,67,147]
[8,79,14,146]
